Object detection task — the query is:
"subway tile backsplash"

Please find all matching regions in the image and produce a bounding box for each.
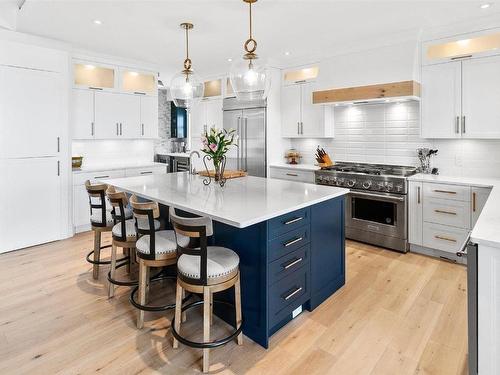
[291,101,500,179]
[292,101,430,166]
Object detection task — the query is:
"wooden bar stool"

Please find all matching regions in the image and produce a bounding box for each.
[84,180,132,280]
[106,187,161,298]
[129,195,187,329]
[169,207,243,374]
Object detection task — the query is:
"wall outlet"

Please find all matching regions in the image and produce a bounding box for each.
[292,305,303,319]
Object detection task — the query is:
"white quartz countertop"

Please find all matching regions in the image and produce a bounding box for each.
[269,164,320,172]
[73,162,166,174]
[102,173,349,228]
[156,152,191,158]
[409,173,500,249]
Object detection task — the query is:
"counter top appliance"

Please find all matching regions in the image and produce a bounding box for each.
[315,162,418,252]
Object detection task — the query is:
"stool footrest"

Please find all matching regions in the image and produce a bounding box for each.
[85,245,128,265]
[171,300,243,349]
[129,275,192,312]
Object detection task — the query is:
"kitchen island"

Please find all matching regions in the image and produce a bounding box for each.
[103,172,349,348]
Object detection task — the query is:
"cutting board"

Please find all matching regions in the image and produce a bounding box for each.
[198,170,248,179]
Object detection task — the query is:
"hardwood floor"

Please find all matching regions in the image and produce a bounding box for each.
[0,233,468,374]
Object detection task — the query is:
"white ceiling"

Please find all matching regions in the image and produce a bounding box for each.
[14,0,500,79]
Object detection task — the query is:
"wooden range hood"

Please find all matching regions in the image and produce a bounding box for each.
[312,80,420,105]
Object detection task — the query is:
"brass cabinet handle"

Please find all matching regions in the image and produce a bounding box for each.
[284,286,303,301]
[283,257,303,270]
[286,173,299,177]
[434,235,457,243]
[284,237,303,247]
[433,189,457,195]
[284,217,303,225]
[473,192,477,212]
[434,209,457,215]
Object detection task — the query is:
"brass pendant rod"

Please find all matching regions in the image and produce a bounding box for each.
[249,1,253,40]
[185,26,189,61]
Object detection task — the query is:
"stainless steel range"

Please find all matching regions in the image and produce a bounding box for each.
[315,162,418,253]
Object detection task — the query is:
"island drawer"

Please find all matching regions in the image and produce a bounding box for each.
[269,267,310,328]
[268,245,309,286]
[269,225,310,263]
[268,207,310,239]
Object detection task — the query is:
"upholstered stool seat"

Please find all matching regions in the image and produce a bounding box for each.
[91,207,133,226]
[135,230,178,256]
[178,247,239,282]
[112,219,160,241]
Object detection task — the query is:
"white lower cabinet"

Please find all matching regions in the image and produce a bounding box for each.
[269,166,315,184]
[124,165,167,177]
[409,180,492,257]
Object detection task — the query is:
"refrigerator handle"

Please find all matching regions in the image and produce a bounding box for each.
[237,117,241,171]
[245,117,248,171]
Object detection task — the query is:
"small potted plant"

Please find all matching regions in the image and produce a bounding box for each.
[201,127,238,184]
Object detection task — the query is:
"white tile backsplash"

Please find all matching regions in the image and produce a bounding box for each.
[72,139,155,168]
[291,100,500,179]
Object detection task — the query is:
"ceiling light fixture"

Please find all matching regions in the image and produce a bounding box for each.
[227,58,233,62]
[284,51,290,56]
[93,19,102,25]
[170,22,204,109]
[229,0,271,101]
[480,3,491,9]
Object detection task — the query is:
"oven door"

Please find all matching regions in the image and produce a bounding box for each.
[346,190,407,239]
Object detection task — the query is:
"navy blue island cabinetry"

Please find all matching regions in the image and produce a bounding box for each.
[212,196,345,348]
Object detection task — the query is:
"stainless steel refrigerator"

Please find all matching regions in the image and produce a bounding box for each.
[223,98,266,177]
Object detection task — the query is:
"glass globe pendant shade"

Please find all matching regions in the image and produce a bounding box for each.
[229,57,270,101]
[170,70,204,109]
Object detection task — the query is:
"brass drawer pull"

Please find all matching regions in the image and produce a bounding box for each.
[434,209,457,216]
[433,189,457,195]
[284,217,303,225]
[284,287,303,301]
[434,235,457,243]
[286,173,298,177]
[283,257,303,270]
[284,237,303,247]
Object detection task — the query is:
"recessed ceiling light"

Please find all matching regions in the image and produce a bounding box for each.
[480,3,491,9]
[284,51,291,56]
[93,19,102,25]
[227,58,233,62]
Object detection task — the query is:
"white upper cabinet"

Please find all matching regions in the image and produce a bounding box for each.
[0,66,62,158]
[140,96,158,138]
[190,98,223,138]
[94,91,140,139]
[462,55,500,138]
[72,89,95,139]
[281,81,333,138]
[121,69,157,96]
[119,94,141,138]
[421,62,461,138]
[73,62,115,90]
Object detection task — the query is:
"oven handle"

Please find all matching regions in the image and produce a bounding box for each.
[350,191,405,202]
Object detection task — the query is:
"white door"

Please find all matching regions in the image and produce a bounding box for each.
[408,181,423,246]
[119,94,141,138]
[140,96,158,138]
[0,66,62,158]
[189,101,206,138]
[72,89,94,139]
[0,158,60,253]
[281,84,301,137]
[94,91,121,138]
[462,55,500,138]
[301,83,324,137]
[471,186,492,227]
[205,98,223,130]
[421,62,462,139]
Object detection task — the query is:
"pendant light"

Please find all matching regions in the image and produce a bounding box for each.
[229,0,270,101]
[170,22,204,109]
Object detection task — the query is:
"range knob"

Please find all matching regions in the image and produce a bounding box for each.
[362,180,372,189]
[336,178,345,186]
[386,182,394,191]
[396,184,403,192]
[346,179,356,188]
[377,182,385,190]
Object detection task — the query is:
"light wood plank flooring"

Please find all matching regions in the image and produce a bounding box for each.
[0,233,468,374]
